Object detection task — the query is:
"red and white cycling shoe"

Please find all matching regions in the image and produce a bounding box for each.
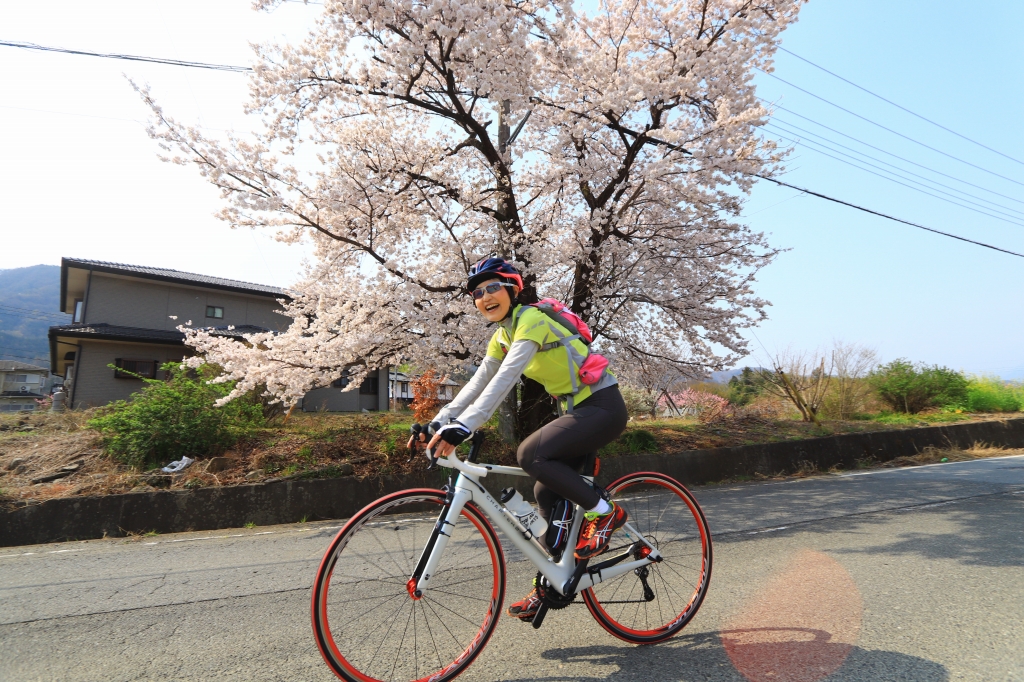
[574,502,628,560]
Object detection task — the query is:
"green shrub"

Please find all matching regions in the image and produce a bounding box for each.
[88,363,265,468]
[868,359,967,414]
[963,377,1022,413]
[618,429,658,453]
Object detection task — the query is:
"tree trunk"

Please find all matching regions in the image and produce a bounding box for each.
[516,376,556,438]
[496,376,556,445]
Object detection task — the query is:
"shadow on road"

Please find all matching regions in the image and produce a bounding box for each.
[711,482,1024,568]
[496,630,948,681]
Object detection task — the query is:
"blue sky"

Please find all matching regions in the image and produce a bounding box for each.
[741,0,1024,378]
[0,0,1020,377]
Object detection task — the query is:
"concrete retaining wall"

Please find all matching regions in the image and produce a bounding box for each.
[3,418,1023,548]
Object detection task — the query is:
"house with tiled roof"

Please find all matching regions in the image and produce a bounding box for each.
[0,360,53,413]
[49,258,390,411]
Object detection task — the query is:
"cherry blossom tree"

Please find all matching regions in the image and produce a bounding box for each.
[138,0,804,426]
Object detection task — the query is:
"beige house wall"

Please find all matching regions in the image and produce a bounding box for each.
[302,368,390,412]
[83,274,290,332]
[69,340,185,409]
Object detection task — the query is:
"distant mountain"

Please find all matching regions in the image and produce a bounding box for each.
[708,367,768,383]
[709,369,745,383]
[0,265,69,367]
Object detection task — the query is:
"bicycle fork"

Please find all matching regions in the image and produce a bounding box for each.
[406,485,468,599]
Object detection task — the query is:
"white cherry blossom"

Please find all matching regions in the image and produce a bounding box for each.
[140,0,804,406]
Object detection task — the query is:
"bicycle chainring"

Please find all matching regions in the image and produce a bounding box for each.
[535,572,577,610]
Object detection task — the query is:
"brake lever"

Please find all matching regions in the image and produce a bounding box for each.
[407,423,422,463]
[411,422,440,470]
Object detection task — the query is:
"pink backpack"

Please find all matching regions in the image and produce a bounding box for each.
[531,298,594,344]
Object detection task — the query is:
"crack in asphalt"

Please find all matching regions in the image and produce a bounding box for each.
[1,586,312,626]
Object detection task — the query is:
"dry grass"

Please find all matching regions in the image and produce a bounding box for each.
[2,407,1021,506]
[878,442,1023,468]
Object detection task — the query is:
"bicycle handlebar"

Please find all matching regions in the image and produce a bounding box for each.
[409,423,490,477]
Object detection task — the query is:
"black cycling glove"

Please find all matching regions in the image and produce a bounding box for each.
[437,421,470,446]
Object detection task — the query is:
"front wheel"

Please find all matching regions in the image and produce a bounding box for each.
[583,472,712,644]
[312,489,506,682]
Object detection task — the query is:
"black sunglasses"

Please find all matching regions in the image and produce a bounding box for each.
[472,282,515,300]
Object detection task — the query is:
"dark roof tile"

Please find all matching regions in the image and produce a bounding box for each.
[62,258,290,298]
[0,361,49,372]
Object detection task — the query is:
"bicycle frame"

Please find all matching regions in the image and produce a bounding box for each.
[412,448,663,599]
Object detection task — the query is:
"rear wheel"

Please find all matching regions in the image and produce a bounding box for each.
[312,489,505,682]
[582,472,712,644]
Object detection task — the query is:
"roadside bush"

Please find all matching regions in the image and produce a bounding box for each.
[88,363,265,468]
[662,389,731,422]
[963,377,1022,413]
[618,429,658,453]
[868,360,968,414]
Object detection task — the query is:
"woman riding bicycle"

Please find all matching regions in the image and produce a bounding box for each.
[409,256,630,621]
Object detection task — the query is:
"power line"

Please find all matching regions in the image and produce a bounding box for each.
[777,47,1024,168]
[2,39,1018,259]
[759,70,1024,189]
[765,124,1024,224]
[756,175,1024,259]
[0,40,252,73]
[768,109,1024,208]
[765,129,1024,228]
[768,120,1024,220]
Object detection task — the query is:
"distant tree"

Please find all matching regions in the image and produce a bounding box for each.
[727,367,766,406]
[757,349,833,424]
[823,341,878,419]
[410,370,446,424]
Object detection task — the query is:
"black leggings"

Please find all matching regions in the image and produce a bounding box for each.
[516,385,629,520]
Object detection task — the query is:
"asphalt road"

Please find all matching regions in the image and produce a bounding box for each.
[2,455,1023,681]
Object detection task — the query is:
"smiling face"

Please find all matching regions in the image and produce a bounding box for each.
[473,277,519,322]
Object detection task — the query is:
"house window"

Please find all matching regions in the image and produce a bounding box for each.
[73,299,84,323]
[205,305,224,319]
[331,376,350,389]
[400,382,409,397]
[359,376,379,395]
[114,359,158,379]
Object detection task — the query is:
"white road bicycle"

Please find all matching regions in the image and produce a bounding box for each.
[312,427,712,682]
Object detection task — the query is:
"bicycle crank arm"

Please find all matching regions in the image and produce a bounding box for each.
[530,603,550,629]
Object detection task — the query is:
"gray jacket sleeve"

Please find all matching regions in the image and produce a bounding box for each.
[432,355,501,426]
[440,339,539,433]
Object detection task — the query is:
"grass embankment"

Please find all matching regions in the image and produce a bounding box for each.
[1,409,1021,506]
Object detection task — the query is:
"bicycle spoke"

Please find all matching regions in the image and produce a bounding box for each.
[585,475,711,643]
[421,592,468,652]
[312,491,504,682]
[387,599,415,682]
[419,601,445,672]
